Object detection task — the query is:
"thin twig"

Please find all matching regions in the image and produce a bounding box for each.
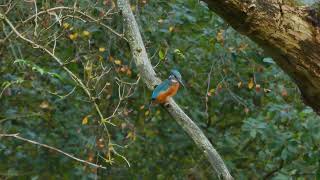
[0,133,107,169]
[1,6,127,43]
[1,13,114,127]
[33,0,38,36]
[205,62,214,117]
[0,113,41,124]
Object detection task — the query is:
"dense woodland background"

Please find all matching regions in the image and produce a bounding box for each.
[1,0,320,179]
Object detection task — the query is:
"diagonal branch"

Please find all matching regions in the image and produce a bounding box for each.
[116,0,233,179]
[0,133,107,169]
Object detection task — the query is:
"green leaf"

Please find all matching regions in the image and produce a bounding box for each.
[263,57,275,64]
[174,49,185,59]
[250,129,256,138]
[158,49,165,60]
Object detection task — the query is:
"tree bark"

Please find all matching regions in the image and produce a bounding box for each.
[117,0,233,179]
[203,0,320,114]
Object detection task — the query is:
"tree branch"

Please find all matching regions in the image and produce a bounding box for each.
[0,133,107,169]
[116,0,233,179]
[202,0,320,114]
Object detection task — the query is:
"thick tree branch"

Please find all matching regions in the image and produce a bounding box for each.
[116,0,232,179]
[203,0,320,114]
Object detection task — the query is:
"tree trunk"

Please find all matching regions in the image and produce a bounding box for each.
[203,0,320,114]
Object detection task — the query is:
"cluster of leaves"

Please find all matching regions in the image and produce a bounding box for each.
[0,0,319,179]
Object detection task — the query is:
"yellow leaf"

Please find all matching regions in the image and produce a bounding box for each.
[248,78,254,89]
[126,131,136,141]
[140,105,145,110]
[98,55,104,61]
[63,23,70,29]
[70,33,78,39]
[114,60,122,65]
[99,47,106,52]
[109,56,114,62]
[169,26,174,32]
[126,131,133,138]
[131,5,136,12]
[237,81,242,88]
[209,88,215,94]
[82,30,90,36]
[69,33,78,40]
[82,116,89,125]
[216,30,224,43]
[145,110,150,116]
[207,88,215,97]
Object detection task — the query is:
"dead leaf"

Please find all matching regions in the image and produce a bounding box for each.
[126,131,136,141]
[281,88,288,97]
[40,101,49,109]
[82,115,89,125]
[255,84,261,92]
[237,81,242,88]
[244,107,250,114]
[248,78,254,89]
[216,30,224,44]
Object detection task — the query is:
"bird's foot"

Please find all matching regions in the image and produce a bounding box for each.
[164,102,170,108]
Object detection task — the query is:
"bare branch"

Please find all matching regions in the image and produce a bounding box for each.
[0,133,107,169]
[1,6,126,43]
[116,0,233,179]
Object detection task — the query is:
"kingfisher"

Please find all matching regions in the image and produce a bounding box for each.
[151,69,184,105]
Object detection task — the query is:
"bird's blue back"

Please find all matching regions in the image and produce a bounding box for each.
[151,79,170,100]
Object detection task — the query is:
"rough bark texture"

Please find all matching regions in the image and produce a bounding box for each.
[117,0,233,179]
[203,0,320,114]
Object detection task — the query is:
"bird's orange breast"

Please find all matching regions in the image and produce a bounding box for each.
[156,83,180,103]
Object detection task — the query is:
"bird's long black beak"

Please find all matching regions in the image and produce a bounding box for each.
[178,79,185,87]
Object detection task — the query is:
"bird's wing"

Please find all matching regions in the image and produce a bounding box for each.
[151,79,170,100]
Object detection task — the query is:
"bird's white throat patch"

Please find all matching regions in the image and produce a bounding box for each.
[170,79,178,83]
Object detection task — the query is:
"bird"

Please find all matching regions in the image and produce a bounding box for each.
[151,69,184,106]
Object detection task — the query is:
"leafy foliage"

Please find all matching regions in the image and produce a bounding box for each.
[0,0,319,179]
